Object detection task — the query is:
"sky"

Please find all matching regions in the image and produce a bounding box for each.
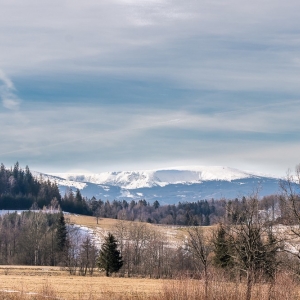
[1,0,300,177]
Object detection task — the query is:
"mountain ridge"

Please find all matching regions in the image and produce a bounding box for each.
[32,166,282,204]
[48,166,277,188]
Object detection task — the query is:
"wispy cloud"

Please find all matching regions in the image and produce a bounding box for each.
[0,101,299,175]
[0,70,21,110]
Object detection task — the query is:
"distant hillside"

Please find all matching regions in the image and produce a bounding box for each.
[36,166,282,204]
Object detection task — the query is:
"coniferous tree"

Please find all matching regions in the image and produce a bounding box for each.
[75,189,83,202]
[153,200,160,209]
[56,212,67,252]
[97,233,123,276]
[262,231,280,280]
[213,224,233,269]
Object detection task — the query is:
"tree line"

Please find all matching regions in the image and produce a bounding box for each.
[0,211,67,265]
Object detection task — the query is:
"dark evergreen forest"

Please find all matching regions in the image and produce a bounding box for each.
[0,162,61,210]
[0,162,89,214]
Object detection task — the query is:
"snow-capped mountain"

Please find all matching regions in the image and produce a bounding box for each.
[34,166,282,204]
[52,166,255,189]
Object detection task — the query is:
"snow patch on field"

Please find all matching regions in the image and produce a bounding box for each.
[0,209,61,216]
[70,224,109,249]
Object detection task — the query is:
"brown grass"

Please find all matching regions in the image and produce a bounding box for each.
[0,266,298,300]
[67,214,215,232]
[159,273,299,300]
[65,214,118,231]
[65,214,187,242]
[0,266,163,300]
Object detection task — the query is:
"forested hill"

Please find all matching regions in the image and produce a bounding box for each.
[0,162,61,209]
[0,162,92,214]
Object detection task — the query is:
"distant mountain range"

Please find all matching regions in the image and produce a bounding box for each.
[34,166,283,204]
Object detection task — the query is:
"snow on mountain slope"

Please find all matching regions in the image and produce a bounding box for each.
[32,166,282,203]
[49,166,258,190]
[31,171,87,190]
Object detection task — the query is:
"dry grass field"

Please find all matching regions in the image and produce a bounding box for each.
[0,266,164,299]
[0,266,298,300]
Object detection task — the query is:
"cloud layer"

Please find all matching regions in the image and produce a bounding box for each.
[1,0,300,176]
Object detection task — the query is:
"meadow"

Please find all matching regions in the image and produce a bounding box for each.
[0,265,298,300]
[0,265,163,299]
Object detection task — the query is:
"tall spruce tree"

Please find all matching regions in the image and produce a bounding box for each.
[56,212,67,252]
[213,224,233,269]
[97,233,123,276]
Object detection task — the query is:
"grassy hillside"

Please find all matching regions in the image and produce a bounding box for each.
[65,213,188,242]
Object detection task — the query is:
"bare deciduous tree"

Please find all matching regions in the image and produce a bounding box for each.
[279,164,300,267]
[79,235,98,276]
[64,225,83,275]
[186,226,212,300]
[223,195,280,300]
